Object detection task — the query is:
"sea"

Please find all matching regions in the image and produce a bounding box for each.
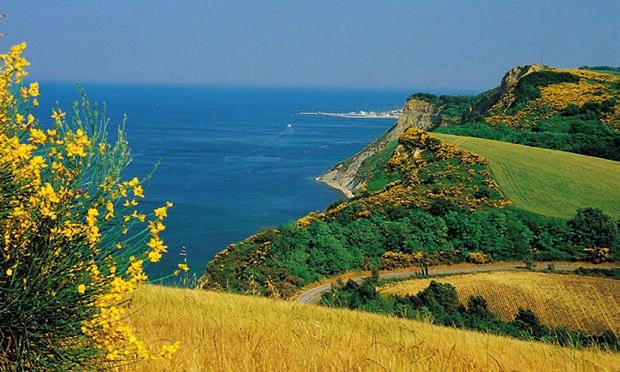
[35,84,459,278]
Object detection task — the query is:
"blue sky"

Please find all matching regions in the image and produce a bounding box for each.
[1,0,619,89]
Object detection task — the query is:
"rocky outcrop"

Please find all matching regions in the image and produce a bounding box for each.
[463,64,544,120]
[317,98,441,197]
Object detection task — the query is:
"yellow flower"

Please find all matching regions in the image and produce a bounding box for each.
[6,268,13,277]
[104,201,114,220]
[29,128,47,145]
[15,113,24,124]
[154,206,168,219]
[77,284,86,294]
[51,109,65,123]
[65,129,91,157]
[178,263,189,272]
[148,220,165,235]
[159,342,180,360]
[20,86,28,101]
[27,114,35,125]
[28,82,39,97]
[40,182,60,203]
[123,199,138,207]
[147,250,162,263]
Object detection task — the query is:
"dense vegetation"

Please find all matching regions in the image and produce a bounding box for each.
[434,133,620,219]
[570,267,620,279]
[204,65,619,298]
[321,276,619,350]
[202,127,618,297]
[436,119,620,160]
[381,271,619,335]
[508,70,580,113]
[436,66,620,160]
[580,65,620,76]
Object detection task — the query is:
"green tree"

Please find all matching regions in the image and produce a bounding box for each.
[568,208,617,248]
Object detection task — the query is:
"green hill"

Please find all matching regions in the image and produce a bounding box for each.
[437,65,620,160]
[202,64,620,298]
[434,133,620,219]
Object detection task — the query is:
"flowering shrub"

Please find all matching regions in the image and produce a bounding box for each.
[467,252,490,264]
[583,247,611,264]
[0,41,178,369]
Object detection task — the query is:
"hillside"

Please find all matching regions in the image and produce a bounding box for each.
[202,125,619,296]
[439,65,620,160]
[317,98,441,196]
[126,285,620,371]
[320,64,620,197]
[202,64,620,298]
[433,133,620,219]
[464,65,620,128]
[201,128,520,296]
[380,271,620,335]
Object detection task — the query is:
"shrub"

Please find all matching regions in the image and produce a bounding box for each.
[568,208,617,249]
[0,41,177,369]
[467,252,490,264]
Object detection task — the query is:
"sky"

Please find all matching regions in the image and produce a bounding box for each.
[1,0,619,90]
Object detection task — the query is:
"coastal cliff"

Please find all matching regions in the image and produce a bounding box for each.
[316,98,440,197]
[318,64,620,198]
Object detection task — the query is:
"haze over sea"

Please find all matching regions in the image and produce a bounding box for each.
[36,84,469,277]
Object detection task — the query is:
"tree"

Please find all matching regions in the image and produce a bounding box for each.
[513,308,548,338]
[568,208,617,248]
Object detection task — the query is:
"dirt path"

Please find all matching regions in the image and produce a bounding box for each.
[295,262,613,304]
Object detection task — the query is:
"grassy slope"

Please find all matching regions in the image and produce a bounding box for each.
[355,139,399,192]
[126,285,619,371]
[380,271,619,335]
[433,133,620,219]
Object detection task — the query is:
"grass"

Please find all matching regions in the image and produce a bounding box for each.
[432,133,620,219]
[125,285,619,371]
[380,271,619,335]
[355,139,399,192]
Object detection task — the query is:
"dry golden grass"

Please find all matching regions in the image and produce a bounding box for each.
[124,285,619,371]
[380,271,620,335]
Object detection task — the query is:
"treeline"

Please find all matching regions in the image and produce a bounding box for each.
[204,203,618,297]
[436,119,620,161]
[321,276,619,350]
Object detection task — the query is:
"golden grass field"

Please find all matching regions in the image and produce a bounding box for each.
[432,133,620,219]
[125,285,619,371]
[380,271,619,335]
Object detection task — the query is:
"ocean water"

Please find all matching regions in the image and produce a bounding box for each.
[36,84,413,276]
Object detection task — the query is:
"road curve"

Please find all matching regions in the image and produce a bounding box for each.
[295,263,610,304]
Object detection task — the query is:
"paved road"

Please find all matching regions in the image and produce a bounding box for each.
[295,263,609,304]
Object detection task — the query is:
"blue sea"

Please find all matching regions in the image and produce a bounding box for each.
[36,84,438,277]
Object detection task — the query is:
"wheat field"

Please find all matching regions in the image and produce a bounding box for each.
[380,271,619,335]
[124,285,619,371]
[432,133,620,219]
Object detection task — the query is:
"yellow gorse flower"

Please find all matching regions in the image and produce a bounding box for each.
[65,129,91,157]
[28,82,39,97]
[51,109,65,123]
[0,40,179,366]
[29,128,46,145]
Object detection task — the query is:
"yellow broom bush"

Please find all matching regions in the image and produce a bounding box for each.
[0,39,178,369]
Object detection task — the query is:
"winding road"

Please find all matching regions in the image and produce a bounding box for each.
[295,262,612,304]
